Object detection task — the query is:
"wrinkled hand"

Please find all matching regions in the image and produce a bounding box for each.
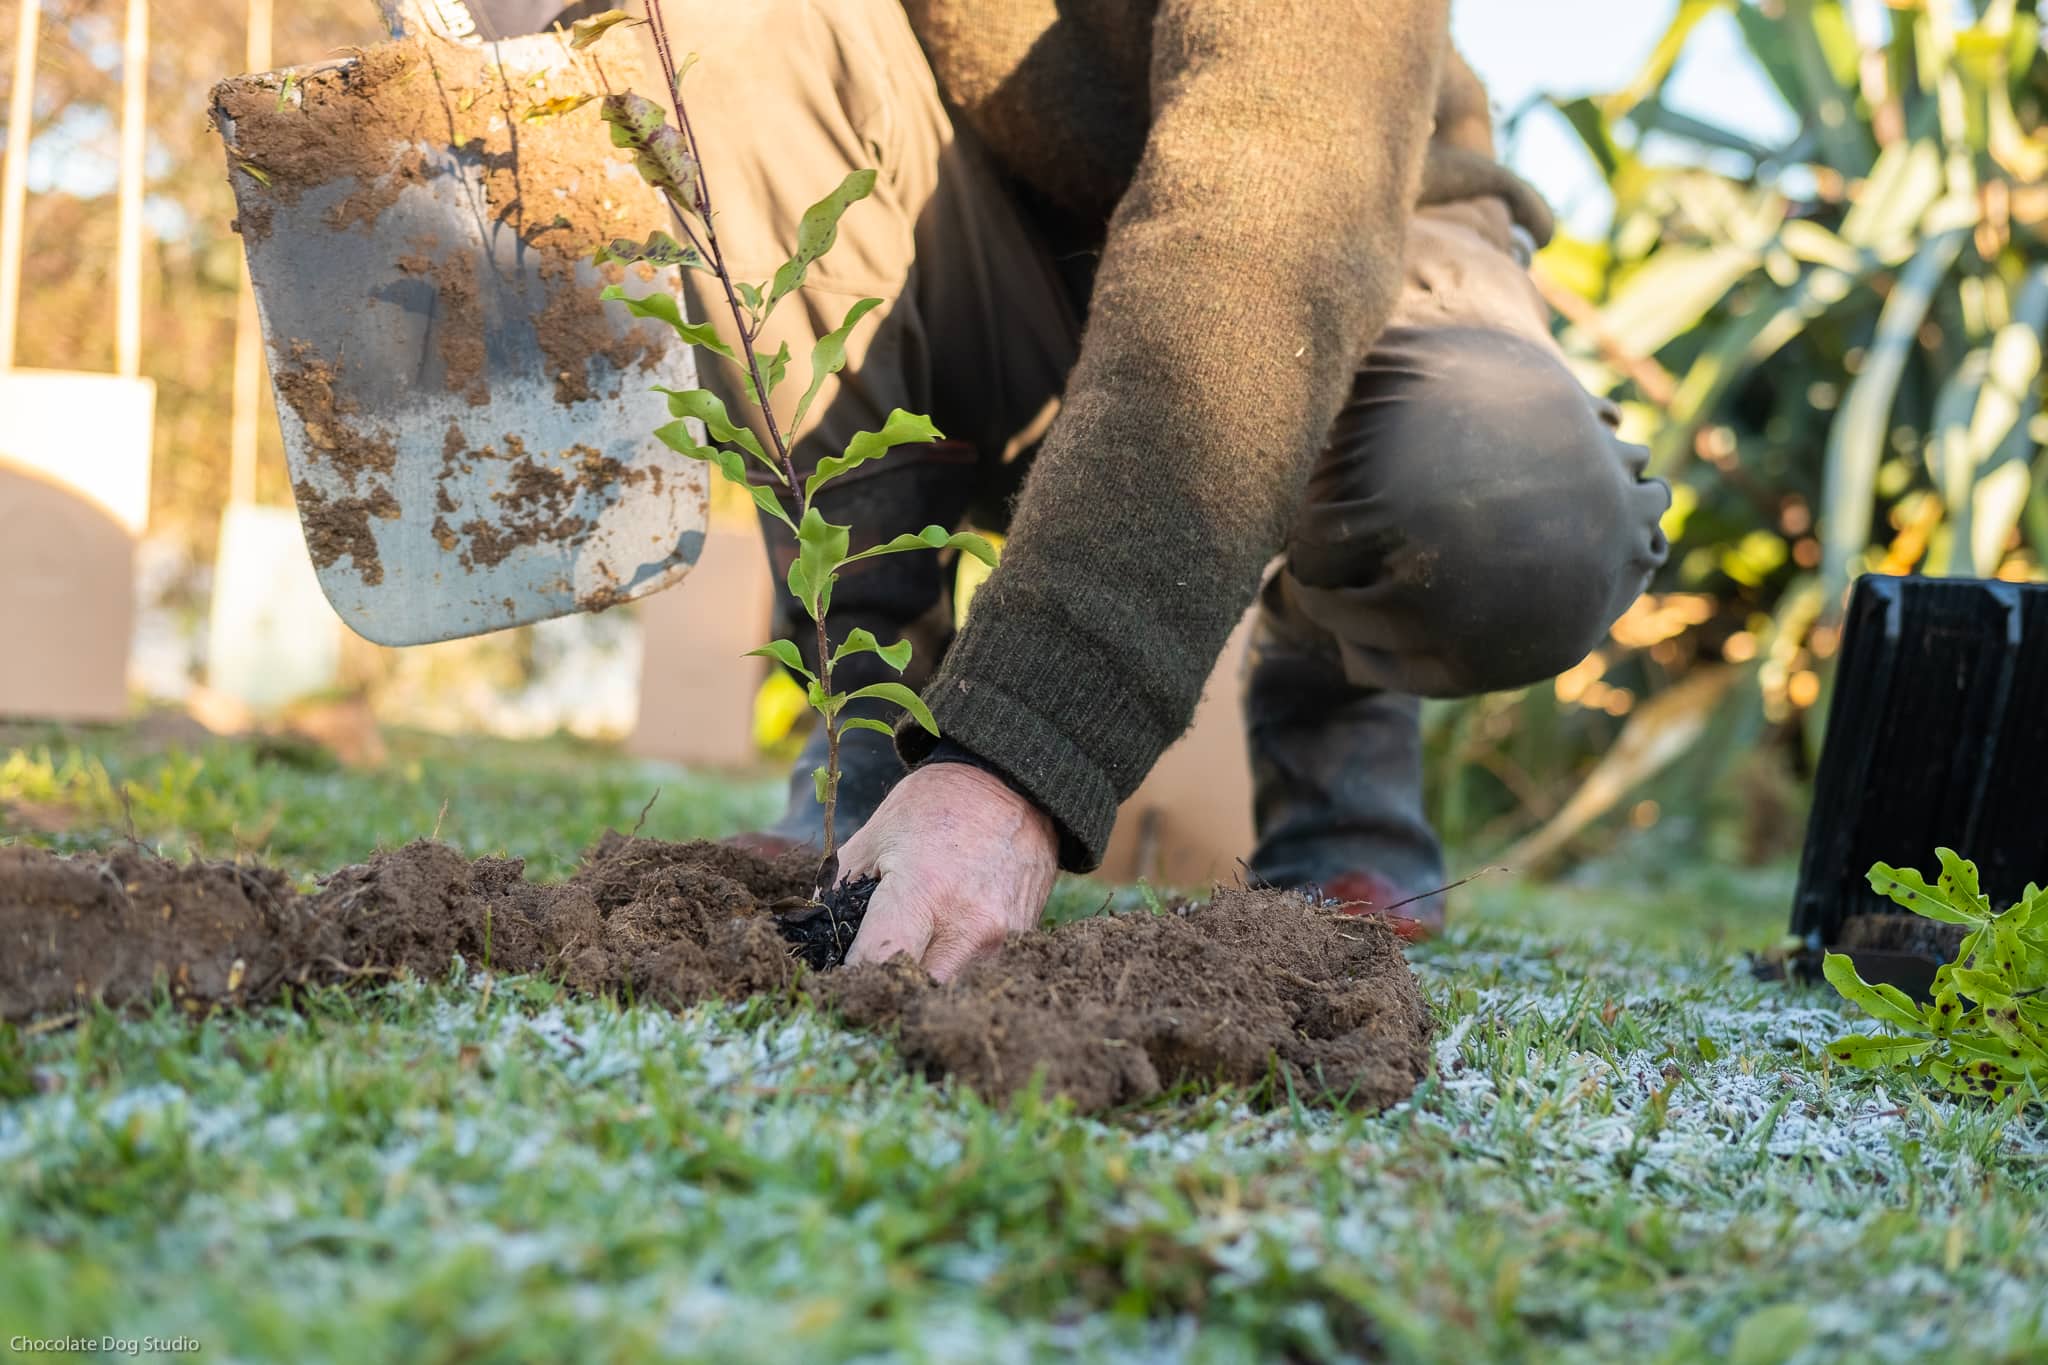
[838,762,1058,981]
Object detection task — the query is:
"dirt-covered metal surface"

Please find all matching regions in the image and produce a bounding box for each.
[212,33,708,645]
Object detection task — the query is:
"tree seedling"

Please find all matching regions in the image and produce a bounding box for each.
[575,6,995,876]
[1822,849,2048,1106]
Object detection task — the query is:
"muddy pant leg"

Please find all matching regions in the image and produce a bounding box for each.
[1282,323,1670,698]
[1250,321,1670,889]
[649,0,1077,841]
[1242,603,1441,895]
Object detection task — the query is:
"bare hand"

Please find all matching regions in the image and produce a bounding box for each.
[838,761,1058,981]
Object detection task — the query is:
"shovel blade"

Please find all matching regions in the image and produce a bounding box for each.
[213,33,708,647]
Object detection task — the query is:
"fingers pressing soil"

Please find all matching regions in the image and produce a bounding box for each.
[0,839,1430,1114]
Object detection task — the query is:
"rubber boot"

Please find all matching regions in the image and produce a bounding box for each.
[1241,575,1447,938]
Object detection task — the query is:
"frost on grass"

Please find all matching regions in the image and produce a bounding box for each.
[5,919,2047,1360]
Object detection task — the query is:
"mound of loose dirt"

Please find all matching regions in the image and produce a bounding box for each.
[818,888,1432,1112]
[0,836,1430,1113]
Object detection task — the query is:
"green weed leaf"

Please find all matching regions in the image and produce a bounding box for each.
[1821,952,1925,1029]
[831,628,913,672]
[839,717,897,738]
[792,298,882,434]
[844,682,936,735]
[765,170,878,318]
[1825,1035,1935,1067]
[1951,967,2015,1008]
[805,409,942,501]
[812,765,830,804]
[1936,848,1993,919]
[1867,862,1988,925]
[1827,852,2048,1106]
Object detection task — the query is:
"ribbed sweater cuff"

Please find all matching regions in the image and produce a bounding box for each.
[897,617,1164,872]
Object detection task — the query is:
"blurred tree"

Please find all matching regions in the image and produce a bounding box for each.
[0,0,380,550]
[1431,0,2048,869]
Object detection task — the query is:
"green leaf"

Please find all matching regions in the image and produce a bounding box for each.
[786,508,850,621]
[568,8,640,49]
[1936,849,1993,920]
[654,387,773,475]
[745,639,814,682]
[841,525,999,570]
[765,170,878,316]
[1597,0,1725,122]
[1825,1035,1935,1068]
[596,231,705,272]
[845,682,937,736]
[601,287,736,364]
[1948,1033,2039,1072]
[1565,243,1761,362]
[1953,967,2016,1008]
[1729,1302,1815,1365]
[805,409,943,502]
[669,52,699,96]
[1822,952,1927,1030]
[1867,861,1989,926]
[523,93,596,123]
[831,627,913,672]
[1819,227,1968,604]
[652,420,793,530]
[599,93,699,209]
[811,765,830,804]
[792,298,882,435]
[742,342,791,407]
[1981,1006,2045,1064]
[736,281,763,317]
[839,717,897,738]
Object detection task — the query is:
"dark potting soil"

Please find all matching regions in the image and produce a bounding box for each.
[0,836,1430,1113]
[779,875,881,972]
[1837,910,1967,964]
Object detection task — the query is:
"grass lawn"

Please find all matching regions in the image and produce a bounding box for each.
[2,720,2045,1362]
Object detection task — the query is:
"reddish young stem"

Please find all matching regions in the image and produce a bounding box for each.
[643,0,842,864]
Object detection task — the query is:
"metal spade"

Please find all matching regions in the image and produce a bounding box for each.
[210,4,706,646]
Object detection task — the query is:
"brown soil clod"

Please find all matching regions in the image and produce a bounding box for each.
[272,342,399,484]
[294,480,402,585]
[0,838,1431,1115]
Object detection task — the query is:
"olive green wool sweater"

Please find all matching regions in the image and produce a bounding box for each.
[895,0,1548,869]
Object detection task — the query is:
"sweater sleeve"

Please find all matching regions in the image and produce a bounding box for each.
[897,0,1451,871]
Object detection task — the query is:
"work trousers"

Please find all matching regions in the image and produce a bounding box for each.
[661,0,1671,876]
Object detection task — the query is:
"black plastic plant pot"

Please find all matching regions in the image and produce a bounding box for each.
[1791,574,2048,995]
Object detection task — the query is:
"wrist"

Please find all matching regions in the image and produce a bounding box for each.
[914,751,1056,851]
